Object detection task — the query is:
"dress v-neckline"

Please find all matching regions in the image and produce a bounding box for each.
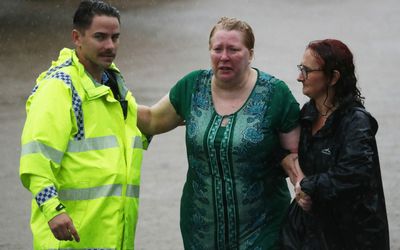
[210,68,259,118]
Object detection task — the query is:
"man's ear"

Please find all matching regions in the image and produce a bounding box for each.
[72,29,82,47]
[330,70,340,86]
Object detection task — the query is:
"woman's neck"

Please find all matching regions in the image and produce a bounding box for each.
[211,68,257,116]
[315,100,335,117]
[313,88,337,117]
[213,68,254,93]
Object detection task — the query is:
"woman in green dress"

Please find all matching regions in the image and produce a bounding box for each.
[138,17,300,249]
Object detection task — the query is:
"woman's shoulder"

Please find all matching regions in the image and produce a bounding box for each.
[182,69,211,81]
[333,103,378,135]
[256,68,288,89]
[257,69,278,82]
[348,106,377,128]
[173,69,210,90]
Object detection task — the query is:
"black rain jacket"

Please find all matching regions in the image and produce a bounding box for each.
[281,100,389,250]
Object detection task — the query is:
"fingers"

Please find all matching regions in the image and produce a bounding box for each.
[296,193,312,211]
[294,179,313,211]
[68,222,80,242]
[52,223,73,241]
[294,181,302,196]
[48,213,80,242]
[299,198,312,211]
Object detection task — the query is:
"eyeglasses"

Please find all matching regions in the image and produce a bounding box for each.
[297,64,323,79]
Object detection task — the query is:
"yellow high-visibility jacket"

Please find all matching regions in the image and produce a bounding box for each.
[20,48,147,250]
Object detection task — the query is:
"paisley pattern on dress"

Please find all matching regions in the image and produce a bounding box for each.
[178,69,297,249]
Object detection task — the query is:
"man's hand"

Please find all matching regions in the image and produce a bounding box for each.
[48,213,80,242]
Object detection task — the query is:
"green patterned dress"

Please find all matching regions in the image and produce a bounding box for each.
[169,69,299,249]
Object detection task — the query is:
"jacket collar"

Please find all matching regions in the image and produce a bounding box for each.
[301,99,366,136]
[56,48,123,101]
[300,100,318,123]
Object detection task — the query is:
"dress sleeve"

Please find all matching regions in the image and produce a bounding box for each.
[271,80,300,133]
[169,70,203,120]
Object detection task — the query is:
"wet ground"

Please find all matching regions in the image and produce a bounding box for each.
[1,0,399,249]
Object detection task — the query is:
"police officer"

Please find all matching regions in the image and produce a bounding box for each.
[20,1,147,249]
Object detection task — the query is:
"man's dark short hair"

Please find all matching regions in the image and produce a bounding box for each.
[73,0,120,32]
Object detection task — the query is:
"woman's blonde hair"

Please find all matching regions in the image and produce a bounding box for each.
[208,17,255,50]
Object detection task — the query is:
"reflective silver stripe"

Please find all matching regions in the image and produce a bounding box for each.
[59,184,122,201]
[126,184,140,198]
[67,135,119,152]
[132,136,142,149]
[21,141,64,164]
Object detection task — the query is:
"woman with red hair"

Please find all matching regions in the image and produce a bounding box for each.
[281,39,390,249]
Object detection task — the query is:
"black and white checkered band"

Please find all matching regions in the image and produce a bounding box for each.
[49,71,84,140]
[31,59,72,95]
[30,85,39,95]
[45,59,72,78]
[29,59,85,140]
[35,186,58,206]
[47,71,84,141]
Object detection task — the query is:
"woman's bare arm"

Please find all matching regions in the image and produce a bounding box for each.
[279,126,300,153]
[138,94,183,136]
[279,126,304,185]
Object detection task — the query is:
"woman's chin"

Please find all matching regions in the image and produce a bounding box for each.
[216,72,235,82]
[302,89,311,98]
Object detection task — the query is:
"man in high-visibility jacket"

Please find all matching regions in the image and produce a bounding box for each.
[19,1,147,249]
